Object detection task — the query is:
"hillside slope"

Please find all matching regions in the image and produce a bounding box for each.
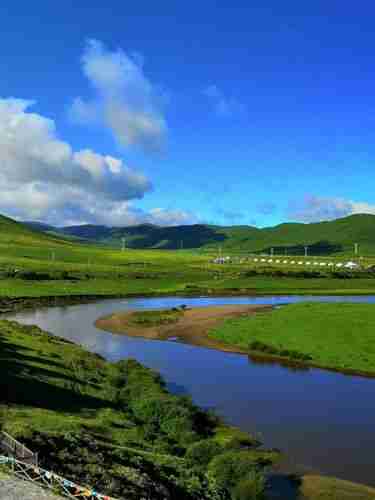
[0,215,71,247]
[25,214,375,255]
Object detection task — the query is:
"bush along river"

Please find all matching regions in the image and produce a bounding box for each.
[5,295,375,488]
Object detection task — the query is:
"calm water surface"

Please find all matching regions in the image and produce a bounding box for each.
[6,295,375,486]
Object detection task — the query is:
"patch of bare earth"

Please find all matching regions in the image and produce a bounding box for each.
[95,305,271,353]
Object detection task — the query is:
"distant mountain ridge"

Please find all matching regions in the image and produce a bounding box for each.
[24,213,375,255]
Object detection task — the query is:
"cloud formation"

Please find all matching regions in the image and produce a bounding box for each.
[70,40,167,153]
[203,85,245,117]
[0,98,193,226]
[289,195,375,222]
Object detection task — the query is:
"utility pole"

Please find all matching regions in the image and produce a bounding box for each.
[304,246,308,258]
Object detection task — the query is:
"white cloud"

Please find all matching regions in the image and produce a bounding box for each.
[0,97,191,226]
[0,98,151,198]
[289,195,375,222]
[203,85,245,117]
[146,208,199,226]
[69,39,167,153]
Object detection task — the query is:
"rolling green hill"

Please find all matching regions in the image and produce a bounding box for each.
[0,215,71,247]
[25,214,375,255]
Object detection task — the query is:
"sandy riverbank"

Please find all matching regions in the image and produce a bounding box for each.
[95,304,272,353]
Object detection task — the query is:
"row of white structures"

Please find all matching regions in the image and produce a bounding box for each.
[252,258,359,269]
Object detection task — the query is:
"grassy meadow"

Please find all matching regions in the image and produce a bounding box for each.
[210,303,375,375]
[3,213,375,303]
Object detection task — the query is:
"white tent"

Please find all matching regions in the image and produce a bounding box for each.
[344,261,359,269]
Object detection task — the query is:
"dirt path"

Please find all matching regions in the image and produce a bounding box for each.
[95,304,272,354]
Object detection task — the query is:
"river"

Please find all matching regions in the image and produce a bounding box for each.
[5,295,375,486]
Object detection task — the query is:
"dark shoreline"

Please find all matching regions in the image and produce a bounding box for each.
[1,284,375,315]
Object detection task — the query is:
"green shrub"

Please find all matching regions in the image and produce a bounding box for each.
[249,341,279,355]
[224,435,260,451]
[129,309,182,327]
[208,451,260,492]
[232,471,265,500]
[249,341,312,361]
[186,440,223,467]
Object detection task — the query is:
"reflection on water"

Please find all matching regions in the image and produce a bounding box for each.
[5,295,375,487]
[248,354,311,373]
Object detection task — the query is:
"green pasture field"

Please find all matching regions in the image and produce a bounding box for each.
[1,213,375,300]
[209,302,375,374]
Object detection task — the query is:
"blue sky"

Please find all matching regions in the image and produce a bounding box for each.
[1,1,375,227]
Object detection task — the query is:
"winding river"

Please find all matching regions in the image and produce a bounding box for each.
[5,295,375,486]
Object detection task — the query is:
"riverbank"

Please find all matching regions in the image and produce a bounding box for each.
[0,318,279,500]
[298,475,375,500]
[3,284,375,316]
[2,274,375,307]
[95,304,273,354]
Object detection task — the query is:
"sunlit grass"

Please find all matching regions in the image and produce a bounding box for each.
[210,303,375,374]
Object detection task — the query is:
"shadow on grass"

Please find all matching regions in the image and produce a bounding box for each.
[258,240,343,257]
[0,330,110,413]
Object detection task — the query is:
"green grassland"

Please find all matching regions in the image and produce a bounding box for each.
[209,303,375,375]
[0,318,278,499]
[298,475,375,500]
[3,214,375,301]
